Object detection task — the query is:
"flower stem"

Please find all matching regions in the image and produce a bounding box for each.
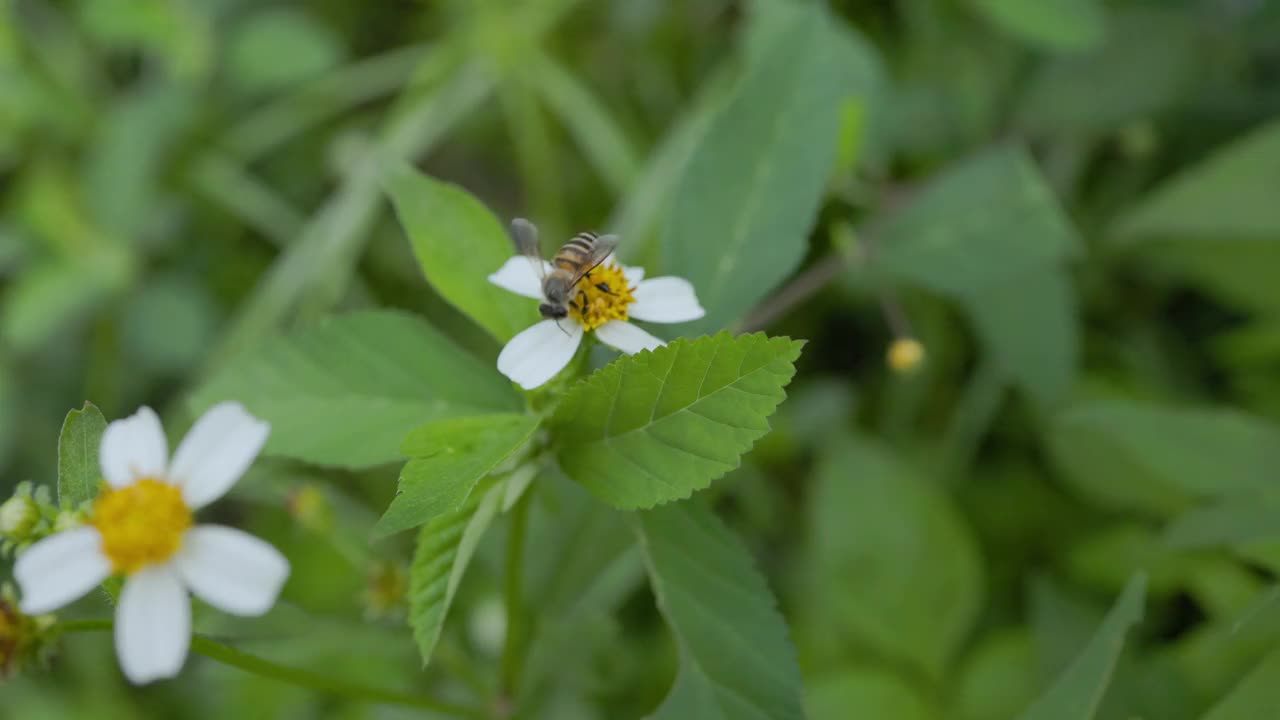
[498,488,532,707]
[56,620,486,719]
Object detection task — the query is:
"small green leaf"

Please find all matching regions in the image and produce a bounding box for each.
[662,2,845,333]
[799,435,983,682]
[955,630,1039,720]
[876,145,1081,297]
[191,310,520,468]
[57,402,108,508]
[806,667,939,720]
[374,414,539,538]
[966,0,1105,52]
[551,332,802,509]
[383,163,537,343]
[1112,119,1280,244]
[1200,648,1280,720]
[1050,401,1280,515]
[638,498,805,720]
[407,481,502,667]
[1017,573,1146,720]
[227,8,344,95]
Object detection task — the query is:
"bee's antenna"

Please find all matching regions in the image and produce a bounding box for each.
[555,319,571,336]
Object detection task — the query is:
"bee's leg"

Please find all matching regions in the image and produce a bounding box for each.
[595,282,615,295]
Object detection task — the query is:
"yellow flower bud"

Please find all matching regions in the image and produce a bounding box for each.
[887,338,926,373]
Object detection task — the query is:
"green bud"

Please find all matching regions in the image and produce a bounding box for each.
[0,585,55,682]
[52,509,85,533]
[0,496,38,541]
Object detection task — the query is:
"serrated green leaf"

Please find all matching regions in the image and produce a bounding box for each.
[1200,648,1280,720]
[799,435,983,682]
[1049,400,1280,516]
[407,481,502,667]
[375,414,539,538]
[966,0,1105,51]
[383,163,537,343]
[551,332,802,509]
[1017,573,1146,720]
[191,310,520,468]
[1112,120,1280,244]
[638,498,804,720]
[57,401,108,508]
[662,2,845,333]
[877,145,1081,297]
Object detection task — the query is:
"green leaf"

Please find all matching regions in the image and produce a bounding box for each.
[227,8,345,95]
[1164,497,1280,549]
[956,629,1040,720]
[1015,9,1200,135]
[374,414,539,538]
[638,498,805,720]
[383,163,538,343]
[965,0,1105,52]
[962,268,1077,407]
[1200,648,1280,720]
[799,435,983,682]
[662,2,845,333]
[1049,400,1280,516]
[407,481,503,667]
[528,52,638,194]
[57,402,108,508]
[1112,120,1280,244]
[551,332,802,509]
[1017,573,1146,720]
[191,310,521,468]
[876,145,1081,298]
[806,667,938,720]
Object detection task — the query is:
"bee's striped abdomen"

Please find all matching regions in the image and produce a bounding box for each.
[553,232,599,272]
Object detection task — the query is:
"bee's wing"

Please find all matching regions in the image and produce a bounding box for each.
[570,233,620,285]
[510,218,547,282]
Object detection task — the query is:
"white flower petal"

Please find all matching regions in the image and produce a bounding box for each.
[621,263,645,287]
[497,319,584,390]
[488,256,549,300]
[595,321,665,354]
[115,564,191,685]
[176,525,289,617]
[14,527,111,615]
[100,406,168,488]
[170,402,270,510]
[629,277,706,323]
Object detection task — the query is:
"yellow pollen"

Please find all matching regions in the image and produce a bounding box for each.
[570,263,635,331]
[92,479,192,574]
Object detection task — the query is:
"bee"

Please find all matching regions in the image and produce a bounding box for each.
[510,218,620,320]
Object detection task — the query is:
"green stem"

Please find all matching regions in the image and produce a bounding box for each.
[498,489,532,705]
[57,620,485,719]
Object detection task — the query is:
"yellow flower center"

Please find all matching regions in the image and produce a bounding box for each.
[571,263,635,331]
[92,479,192,574]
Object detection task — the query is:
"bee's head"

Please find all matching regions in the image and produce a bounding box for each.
[539,302,568,319]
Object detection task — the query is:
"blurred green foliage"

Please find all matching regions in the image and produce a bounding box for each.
[4,0,1280,718]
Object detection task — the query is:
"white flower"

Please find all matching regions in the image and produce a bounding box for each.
[13,402,289,685]
[488,256,705,389]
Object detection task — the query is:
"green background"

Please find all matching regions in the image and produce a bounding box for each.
[4,0,1280,718]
